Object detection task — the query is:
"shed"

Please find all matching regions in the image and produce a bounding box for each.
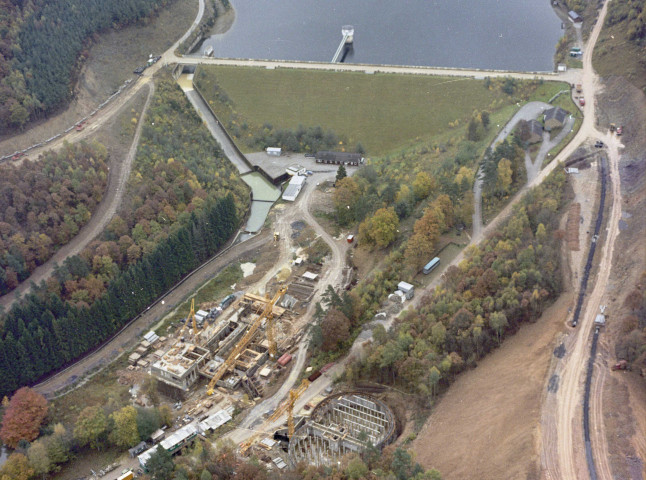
[544,107,569,131]
[565,167,579,174]
[347,234,355,243]
[286,165,306,176]
[397,281,415,300]
[315,151,364,166]
[302,271,318,281]
[144,331,160,344]
[266,147,282,156]
[150,429,166,444]
[128,441,147,458]
[259,366,272,378]
[568,10,582,23]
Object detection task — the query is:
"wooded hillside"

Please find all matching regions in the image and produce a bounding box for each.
[0,142,108,295]
[0,0,171,131]
[0,76,248,396]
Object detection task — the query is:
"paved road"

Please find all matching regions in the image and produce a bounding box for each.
[472,101,575,240]
[172,55,582,84]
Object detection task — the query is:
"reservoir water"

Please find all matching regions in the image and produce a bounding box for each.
[198,0,563,72]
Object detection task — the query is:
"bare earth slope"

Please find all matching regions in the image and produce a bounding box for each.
[412,295,572,480]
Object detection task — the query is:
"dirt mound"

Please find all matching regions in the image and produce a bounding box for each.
[566,203,581,251]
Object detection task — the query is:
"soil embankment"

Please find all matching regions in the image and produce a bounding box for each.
[411,294,572,480]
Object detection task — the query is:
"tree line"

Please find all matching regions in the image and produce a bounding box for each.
[0,195,238,397]
[0,76,248,397]
[0,0,173,130]
[0,142,108,296]
[0,386,177,479]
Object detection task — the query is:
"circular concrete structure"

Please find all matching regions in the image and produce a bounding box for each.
[288,392,396,467]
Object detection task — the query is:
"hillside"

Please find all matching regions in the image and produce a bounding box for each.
[0,0,175,131]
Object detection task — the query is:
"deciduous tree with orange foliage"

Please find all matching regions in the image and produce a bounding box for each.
[0,387,48,448]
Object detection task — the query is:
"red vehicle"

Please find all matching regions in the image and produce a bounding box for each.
[579,97,585,107]
[616,125,623,136]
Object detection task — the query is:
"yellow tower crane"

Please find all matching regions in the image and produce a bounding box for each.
[206,286,286,396]
[177,298,198,342]
[268,378,310,438]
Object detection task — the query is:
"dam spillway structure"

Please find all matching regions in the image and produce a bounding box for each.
[332,25,354,63]
[288,393,396,467]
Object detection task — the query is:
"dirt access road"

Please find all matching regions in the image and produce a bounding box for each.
[539,1,620,478]
[0,0,206,309]
[226,172,350,445]
[0,83,155,311]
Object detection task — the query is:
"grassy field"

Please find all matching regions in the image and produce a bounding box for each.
[194,66,549,155]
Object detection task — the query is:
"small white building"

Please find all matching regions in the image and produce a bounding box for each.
[565,167,579,174]
[397,281,415,300]
[266,147,282,156]
[286,165,306,176]
[283,175,306,202]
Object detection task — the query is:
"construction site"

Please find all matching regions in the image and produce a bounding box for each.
[288,393,396,467]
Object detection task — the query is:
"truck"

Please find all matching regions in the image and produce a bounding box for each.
[611,360,629,371]
[117,471,134,480]
[575,83,582,93]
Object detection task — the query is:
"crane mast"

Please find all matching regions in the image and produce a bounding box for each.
[206,286,286,395]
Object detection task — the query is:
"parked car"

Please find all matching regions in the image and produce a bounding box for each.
[616,125,623,136]
[579,97,585,106]
[594,140,604,148]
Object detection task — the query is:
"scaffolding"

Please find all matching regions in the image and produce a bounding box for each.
[288,394,395,467]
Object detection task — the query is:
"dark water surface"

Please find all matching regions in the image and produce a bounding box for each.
[198,0,563,71]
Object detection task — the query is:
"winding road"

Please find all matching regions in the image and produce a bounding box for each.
[472,101,576,239]
[8,0,621,476]
[0,0,208,309]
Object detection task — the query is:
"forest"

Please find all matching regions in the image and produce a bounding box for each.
[0,76,248,396]
[0,142,108,296]
[346,170,566,396]
[0,0,172,130]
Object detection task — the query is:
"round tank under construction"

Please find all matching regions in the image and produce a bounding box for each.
[288,393,396,467]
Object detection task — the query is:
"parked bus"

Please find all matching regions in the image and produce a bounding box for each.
[423,257,440,275]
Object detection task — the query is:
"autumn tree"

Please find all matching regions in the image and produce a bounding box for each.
[333,177,361,225]
[496,158,513,195]
[490,311,509,344]
[320,308,351,351]
[28,439,51,478]
[358,207,399,249]
[0,453,34,480]
[0,387,48,448]
[404,208,441,271]
[109,406,139,448]
[146,445,175,480]
[412,171,436,201]
[74,405,108,450]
